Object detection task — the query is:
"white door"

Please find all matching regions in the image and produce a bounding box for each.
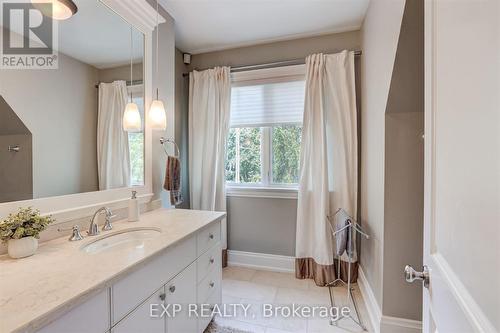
[415,0,500,332]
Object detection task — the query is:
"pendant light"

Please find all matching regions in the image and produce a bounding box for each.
[31,0,78,20]
[149,0,167,130]
[123,26,142,132]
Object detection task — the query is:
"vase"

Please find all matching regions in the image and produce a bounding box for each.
[7,237,38,259]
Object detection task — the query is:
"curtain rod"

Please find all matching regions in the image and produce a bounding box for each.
[94,79,143,88]
[182,50,361,77]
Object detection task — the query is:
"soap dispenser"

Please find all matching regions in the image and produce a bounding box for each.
[128,190,139,222]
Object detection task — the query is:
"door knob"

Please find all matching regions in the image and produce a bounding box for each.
[404,265,430,289]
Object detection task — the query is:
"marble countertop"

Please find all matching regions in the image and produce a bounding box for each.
[0,208,225,333]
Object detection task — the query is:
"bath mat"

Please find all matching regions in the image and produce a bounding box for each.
[204,320,253,333]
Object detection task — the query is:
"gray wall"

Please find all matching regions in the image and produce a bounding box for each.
[98,62,143,83]
[0,97,33,202]
[383,113,423,320]
[0,41,100,199]
[187,31,361,71]
[227,197,297,256]
[382,0,424,321]
[178,31,361,256]
[146,1,176,204]
[0,135,32,202]
[360,0,424,324]
[359,0,406,310]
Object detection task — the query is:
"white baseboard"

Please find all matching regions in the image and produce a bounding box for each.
[227,250,295,273]
[358,266,383,333]
[358,266,422,333]
[380,315,422,333]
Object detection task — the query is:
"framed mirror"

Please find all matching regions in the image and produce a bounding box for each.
[1,0,145,204]
[0,0,164,220]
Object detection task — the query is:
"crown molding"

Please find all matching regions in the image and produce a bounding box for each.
[100,0,166,33]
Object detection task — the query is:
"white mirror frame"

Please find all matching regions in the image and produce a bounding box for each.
[0,0,166,224]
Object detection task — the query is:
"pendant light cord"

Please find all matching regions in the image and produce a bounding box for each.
[155,0,160,100]
[130,25,133,102]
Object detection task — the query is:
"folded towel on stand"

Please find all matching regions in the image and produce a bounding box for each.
[334,209,350,256]
[164,155,183,206]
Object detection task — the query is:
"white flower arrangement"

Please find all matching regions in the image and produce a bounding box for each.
[0,207,54,243]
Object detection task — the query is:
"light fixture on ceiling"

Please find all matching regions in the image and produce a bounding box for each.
[148,0,167,131]
[31,0,78,21]
[123,26,142,132]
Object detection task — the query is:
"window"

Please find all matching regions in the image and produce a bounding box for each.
[226,66,305,189]
[127,85,144,186]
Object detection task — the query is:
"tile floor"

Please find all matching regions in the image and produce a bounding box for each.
[215,266,373,333]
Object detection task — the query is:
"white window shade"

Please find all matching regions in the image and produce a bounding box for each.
[230,79,305,127]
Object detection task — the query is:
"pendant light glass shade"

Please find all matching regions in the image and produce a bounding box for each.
[123,25,141,132]
[149,99,167,130]
[123,102,141,132]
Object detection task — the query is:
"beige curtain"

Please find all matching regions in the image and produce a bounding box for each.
[295,51,358,285]
[97,81,130,190]
[188,67,231,254]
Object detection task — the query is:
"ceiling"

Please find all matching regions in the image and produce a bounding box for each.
[160,0,370,54]
[58,0,144,69]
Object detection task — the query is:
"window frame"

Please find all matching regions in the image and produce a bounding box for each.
[226,65,305,197]
[127,84,145,187]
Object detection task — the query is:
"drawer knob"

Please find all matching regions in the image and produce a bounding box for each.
[209,233,214,240]
[159,293,166,301]
[209,281,215,288]
[169,285,176,293]
[209,257,215,264]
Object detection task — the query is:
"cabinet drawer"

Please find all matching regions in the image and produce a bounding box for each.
[197,243,221,283]
[112,235,196,324]
[37,289,109,333]
[197,221,220,256]
[197,262,221,304]
[197,287,222,333]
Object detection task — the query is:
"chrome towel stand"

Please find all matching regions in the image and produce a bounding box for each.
[326,208,370,331]
[159,137,180,158]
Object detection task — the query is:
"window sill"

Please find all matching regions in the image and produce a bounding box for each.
[226,186,298,199]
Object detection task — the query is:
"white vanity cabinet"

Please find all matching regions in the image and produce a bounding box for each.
[35,219,222,333]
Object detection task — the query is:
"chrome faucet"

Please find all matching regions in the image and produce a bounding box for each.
[88,207,115,236]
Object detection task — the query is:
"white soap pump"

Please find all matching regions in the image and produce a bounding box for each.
[128,190,139,222]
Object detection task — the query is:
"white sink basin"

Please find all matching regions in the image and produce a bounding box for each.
[80,227,161,254]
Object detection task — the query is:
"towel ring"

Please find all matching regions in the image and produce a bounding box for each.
[160,137,180,158]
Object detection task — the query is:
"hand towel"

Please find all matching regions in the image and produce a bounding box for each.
[334,209,350,256]
[164,156,183,206]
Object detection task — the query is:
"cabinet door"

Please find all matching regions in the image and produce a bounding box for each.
[165,262,197,333]
[37,289,109,333]
[112,287,165,333]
